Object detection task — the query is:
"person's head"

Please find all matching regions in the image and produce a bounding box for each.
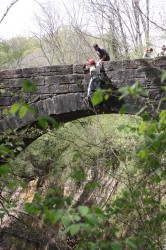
[162,45,166,51]
[147,48,153,53]
[93,44,99,51]
[88,59,96,66]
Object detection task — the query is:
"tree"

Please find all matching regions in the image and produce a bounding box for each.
[32,0,96,65]
[0,37,39,70]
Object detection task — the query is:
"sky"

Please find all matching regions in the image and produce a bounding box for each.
[0,0,41,39]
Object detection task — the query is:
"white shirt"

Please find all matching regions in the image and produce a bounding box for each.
[90,64,101,77]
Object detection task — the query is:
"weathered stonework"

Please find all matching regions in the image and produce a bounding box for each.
[0,57,166,132]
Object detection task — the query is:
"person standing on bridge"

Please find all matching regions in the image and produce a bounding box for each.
[93,44,110,66]
[93,43,111,83]
[87,59,102,97]
[143,47,153,58]
[158,45,166,56]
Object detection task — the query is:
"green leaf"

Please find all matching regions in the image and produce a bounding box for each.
[80,223,92,232]
[104,94,110,100]
[0,144,10,155]
[78,206,90,216]
[137,149,147,159]
[19,105,28,118]
[73,215,81,222]
[91,89,104,105]
[22,80,37,92]
[85,214,98,226]
[27,105,36,115]
[139,122,146,133]
[125,239,137,249]
[0,213,5,219]
[69,224,80,236]
[161,70,166,82]
[118,86,130,99]
[61,215,72,228]
[9,103,20,115]
[93,206,104,216]
[7,182,17,189]
[119,104,131,114]
[38,116,48,129]
[0,164,10,176]
[24,203,41,215]
[111,242,123,250]
[85,182,99,191]
[161,86,166,91]
[70,171,87,181]
[119,82,147,99]
[38,115,59,129]
[159,110,166,125]
[0,89,5,94]
[34,193,42,202]
[44,209,64,224]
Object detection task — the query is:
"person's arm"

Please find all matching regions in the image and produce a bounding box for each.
[100,54,106,61]
[143,52,146,58]
[150,53,154,58]
[89,67,93,77]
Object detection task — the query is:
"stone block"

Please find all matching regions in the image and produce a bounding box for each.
[0,97,11,106]
[107,69,134,80]
[67,74,85,84]
[45,98,56,115]
[37,84,68,94]
[28,94,40,103]
[20,112,36,127]
[44,65,73,75]
[151,77,162,87]
[22,67,39,77]
[45,74,84,85]
[153,56,166,67]
[0,69,22,79]
[36,100,48,116]
[0,81,9,88]
[134,67,161,78]
[125,59,150,69]
[0,120,8,132]
[31,76,45,86]
[74,93,84,110]
[148,89,161,99]
[68,84,86,92]
[9,78,26,88]
[104,61,124,71]
[53,95,64,114]
[73,64,85,74]
[7,116,22,131]
[45,75,65,85]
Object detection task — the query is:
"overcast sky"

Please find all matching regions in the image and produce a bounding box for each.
[0,0,41,39]
[0,0,165,46]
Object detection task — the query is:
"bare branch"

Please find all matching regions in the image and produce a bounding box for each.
[0,0,20,24]
[135,2,166,32]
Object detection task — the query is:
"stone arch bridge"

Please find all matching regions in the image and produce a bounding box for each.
[0,57,166,133]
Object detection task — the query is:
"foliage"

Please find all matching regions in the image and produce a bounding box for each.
[0,37,40,70]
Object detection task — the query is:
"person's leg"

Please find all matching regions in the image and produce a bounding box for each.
[95,78,101,90]
[87,78,93,97]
